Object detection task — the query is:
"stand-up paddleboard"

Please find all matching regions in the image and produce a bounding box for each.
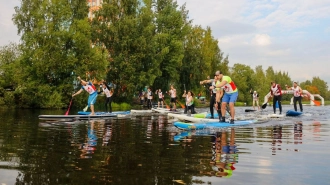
[78,111,130,115]
[245,109,257,112]
[174,120,258,130]
[168,113,217,123]
[286,110,303,117]
[130,109,153,114]
[268,114,285,118]
[38,114,117,120]
[151,108,183,114]
[194,113,220,118]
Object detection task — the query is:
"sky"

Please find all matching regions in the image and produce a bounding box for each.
[1,0,330,87]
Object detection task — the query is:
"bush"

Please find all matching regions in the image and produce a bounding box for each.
[120,102,131,110]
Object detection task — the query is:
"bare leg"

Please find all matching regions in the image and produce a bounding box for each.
[90,105,95,115]
[221,102,227,117]
[229,102,235,120]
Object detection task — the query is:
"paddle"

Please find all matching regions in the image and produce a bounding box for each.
[312,100,321,106]
[177,100,185,109]
[307,95,321,106]
[164,99,170,109]
[65,98,73,115]
[262,97,271,109]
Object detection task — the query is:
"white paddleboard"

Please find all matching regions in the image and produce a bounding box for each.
[268,114,285,118]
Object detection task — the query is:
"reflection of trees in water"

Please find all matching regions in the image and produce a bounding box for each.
[6,115,235,184]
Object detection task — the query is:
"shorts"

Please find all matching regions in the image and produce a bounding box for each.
[170,97,177,103]
[222,91,238,103]
[88,93,98,107]
[158,98,164,102]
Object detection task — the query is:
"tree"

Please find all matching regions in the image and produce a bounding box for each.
[0,43,21,89]
[230,64,254,102]
[12,0,108,108]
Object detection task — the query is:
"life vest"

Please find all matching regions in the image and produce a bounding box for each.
[271,84,281,96]
[221,76,237,94]
[82,82,97,95]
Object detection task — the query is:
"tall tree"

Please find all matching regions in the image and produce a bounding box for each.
[12,0,108,108]
[152,0,189,92]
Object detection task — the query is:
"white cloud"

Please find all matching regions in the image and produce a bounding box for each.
[0,0,21,46]
[252,34,271,46]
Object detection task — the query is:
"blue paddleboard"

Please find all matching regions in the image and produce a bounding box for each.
[174,120,258,130]
[286,110,302,117]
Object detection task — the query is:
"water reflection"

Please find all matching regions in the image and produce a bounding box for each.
[1,107,330,184]
[271,125,282,155]
[294,121,303,145]
[205,128,237,178]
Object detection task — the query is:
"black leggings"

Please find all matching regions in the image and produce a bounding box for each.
[293,96,303,112]
[210,93,216,117]
[187,104,196,114]
[105,97,112,113]
[147,99,152,109]
[273,95,282,114]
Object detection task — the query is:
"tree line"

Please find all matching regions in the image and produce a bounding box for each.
[0,0,328,108]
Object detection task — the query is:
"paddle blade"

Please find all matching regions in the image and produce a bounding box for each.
[177,101,185,109]
[83,105,88,112]
[313,100,321,106]
[180,103,185,109]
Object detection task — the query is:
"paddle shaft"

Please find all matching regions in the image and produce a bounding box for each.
[65,98,73,115]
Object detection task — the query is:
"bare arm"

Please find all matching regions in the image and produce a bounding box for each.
[182,90,187,97]
[200,79,213,85]
[72,89,83,97]
[214,80,227,88]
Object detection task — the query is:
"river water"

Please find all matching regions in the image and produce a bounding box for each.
[0,105,329,185]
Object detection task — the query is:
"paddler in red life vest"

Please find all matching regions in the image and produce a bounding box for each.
[270,81,282,114]
[285,82,303,112]
[72,76,98,115]
[211,70,238,124]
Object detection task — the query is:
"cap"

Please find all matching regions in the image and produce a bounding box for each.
[254,91,256,93]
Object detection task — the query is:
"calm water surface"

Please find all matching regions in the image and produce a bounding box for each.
[0,105,329,185]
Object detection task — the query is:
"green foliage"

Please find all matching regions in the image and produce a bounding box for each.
[120,102,131,110]
[1,0,328,109]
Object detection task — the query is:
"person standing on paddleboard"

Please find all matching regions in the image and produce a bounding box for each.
[155,89,164,108]
[146,87,153,109]
[100,81,113,113]
[200,74,221,119]
[166,85,177,110]
[250,89,260,110]
[285,82,303,112]
[211,70,238,124]
[72,76,98,115]
[270,81,283,114]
